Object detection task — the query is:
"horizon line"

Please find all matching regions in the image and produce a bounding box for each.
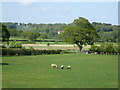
[1,21,117,26]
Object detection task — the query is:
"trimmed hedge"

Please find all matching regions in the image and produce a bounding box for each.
[21,41,35,44]
[2,48,63,56]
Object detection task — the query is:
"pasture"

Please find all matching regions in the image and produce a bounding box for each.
[22,44,90,51]
[2,54,118,88]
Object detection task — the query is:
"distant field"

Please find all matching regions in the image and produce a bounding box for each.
[94,42,118,46]
[2,54,118,88]
[35,42,70,45]
[22,44,91,51]
[9,37,27,40]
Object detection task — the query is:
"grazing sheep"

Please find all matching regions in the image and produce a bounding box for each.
[61,65,64,69]
[66,65,71,69]
[51,64,58,68]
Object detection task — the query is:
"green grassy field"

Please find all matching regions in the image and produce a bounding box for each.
[9,37,28,40]
[2,54,118,88]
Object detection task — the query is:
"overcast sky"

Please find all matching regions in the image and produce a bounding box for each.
[1,1,118,25]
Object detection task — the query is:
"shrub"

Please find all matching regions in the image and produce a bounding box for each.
[89,43,118,55]
[89,45,98,52]
[47,43,50,46]
[0,45,6,48]
[105,44,114,54]
[113,46,118,54]
[9,41,22,48]
[29,47,34,50]
[118,46,120,54]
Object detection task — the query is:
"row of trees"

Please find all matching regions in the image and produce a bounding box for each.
[0,24,51,41]
[2,22,67,39]
[92,22,118,42]
[1,21,118,42]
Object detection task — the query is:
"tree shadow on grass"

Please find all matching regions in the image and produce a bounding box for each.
[0,63,9,65]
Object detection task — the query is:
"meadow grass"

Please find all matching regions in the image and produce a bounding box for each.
[2,54,118,88]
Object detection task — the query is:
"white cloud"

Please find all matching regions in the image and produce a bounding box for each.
[20,0,33,5]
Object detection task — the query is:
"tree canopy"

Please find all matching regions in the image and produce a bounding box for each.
[62,17,99,51]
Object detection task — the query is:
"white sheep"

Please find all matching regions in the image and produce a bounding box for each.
[51,64,58,68]
[61,65,64,69]
[66,65,71,69]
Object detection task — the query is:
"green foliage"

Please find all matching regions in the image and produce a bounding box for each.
[39,33,49,39]
[2,22,68,40]
[62,17,99,51]
[8,28,23,37]
[92,22,118,42]
[2,21,118,42]
[27,32,37,41]
[89,45,98,52]
[89,44,118,54]
[29,46,34,50]
[47,43,50,46]
[21,31,40,41]
[73,17,95,30]
[2,24,10,41]
[2,48,63,56]
[104,44,114,53]
[0,45,6,48]
[9,41,22,48]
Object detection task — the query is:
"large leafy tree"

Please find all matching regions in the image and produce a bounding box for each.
[62,17,99,51]
[2,24,10,41]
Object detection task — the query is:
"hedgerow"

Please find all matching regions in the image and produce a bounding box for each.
[2,48,63,56]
